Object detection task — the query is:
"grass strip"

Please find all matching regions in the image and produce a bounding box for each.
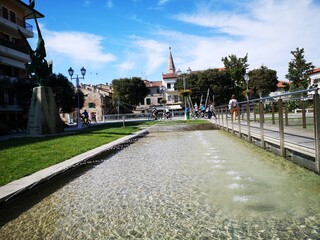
[0,120,206,186]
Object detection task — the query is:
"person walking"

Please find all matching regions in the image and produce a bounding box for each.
[208,102,217,119]
[228,94,238,122]
[91,112,97,122]
[151,107,158,120]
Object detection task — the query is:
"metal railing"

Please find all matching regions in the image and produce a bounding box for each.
[0,10,33,31]
[0,38,28,54]
[213,88,320,173]
[101,110,185,122]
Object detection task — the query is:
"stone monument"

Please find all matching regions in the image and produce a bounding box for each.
[18,0,63,135]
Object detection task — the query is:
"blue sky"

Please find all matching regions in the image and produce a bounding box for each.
[28,0,320,85]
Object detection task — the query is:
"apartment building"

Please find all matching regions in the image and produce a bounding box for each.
[61,83,113,124]
[0,0,44,123]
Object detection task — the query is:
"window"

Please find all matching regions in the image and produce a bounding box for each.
[167,83,171,89]
[2,7,8,19]
[146,98,151,105]
[157,98,162,104]
[88,102,95,108]
[9,11,16,23]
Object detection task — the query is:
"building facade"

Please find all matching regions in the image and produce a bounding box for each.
[309,67,320,88]
[61,83,113,124]
[161,47,181,106]
[0,0,43,124]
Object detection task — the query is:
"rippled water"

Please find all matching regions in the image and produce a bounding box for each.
[1,128,320,239]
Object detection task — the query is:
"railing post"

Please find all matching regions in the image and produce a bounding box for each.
[278,98,286,157]
[238,103,242,138]
[272,102,275,125]
[259,101,265,149]
[302,100,306,129]
[246,102,251,142]
[220,108,224,131]
[217,107,221,128]
[314,92,320,172]
[285,103,289,126]
[226,106,229,131]
[254,104,257,122]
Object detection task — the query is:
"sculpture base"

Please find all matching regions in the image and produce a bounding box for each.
[27,86,64,136]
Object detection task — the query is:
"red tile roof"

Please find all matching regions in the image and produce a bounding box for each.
[162,73,178,79]
[144,80,162,87]
[277,81,289,88]
[312,67,320,74]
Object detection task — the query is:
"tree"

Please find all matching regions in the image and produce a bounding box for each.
[112,77,148,113]
[175,68,235,106]
[285,47,314,90]
[248,66,278,98]
[222,53,249,90]
[41,73,77,113]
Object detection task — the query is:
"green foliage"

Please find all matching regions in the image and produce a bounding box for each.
[222,53,249,87]
[285,47,314,90]
[112,77,148,112]
[42,73,77,113]
[286,101,299,112]
[248,66,278,98]
[160,98,167,104]
[176,68,239,105]
[179,89,192,97]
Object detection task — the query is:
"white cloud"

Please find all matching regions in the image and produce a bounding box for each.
[115,37,168,80]
[170,0,320,80]
[132,38,168,75]
[42,28,115,68]
[158,0,169,6]
[106,0,113,8]
[83,0,92,7]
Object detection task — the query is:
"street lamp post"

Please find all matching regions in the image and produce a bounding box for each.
[68,66,86,128]
[177,67,192,120]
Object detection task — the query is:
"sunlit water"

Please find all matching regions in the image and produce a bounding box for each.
[1,128,320,239]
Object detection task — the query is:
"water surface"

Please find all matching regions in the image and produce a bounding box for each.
[1,129,320,239]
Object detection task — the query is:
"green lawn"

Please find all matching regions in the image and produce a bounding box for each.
[0,120,206,186]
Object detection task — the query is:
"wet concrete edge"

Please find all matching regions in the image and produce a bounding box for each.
[0,128,150,205]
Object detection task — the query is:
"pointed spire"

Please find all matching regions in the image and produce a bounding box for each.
[167,46,176,74]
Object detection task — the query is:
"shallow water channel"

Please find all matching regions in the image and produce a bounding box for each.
[1,127,320,239]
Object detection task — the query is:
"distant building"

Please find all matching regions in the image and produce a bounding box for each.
[0,0,44,124]
[136,47,183,113]
[161,47,181,107]
[269,80,289,97]
[60,83,113,124]
[309,67,320,88]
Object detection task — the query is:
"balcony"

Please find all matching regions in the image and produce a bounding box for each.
[0,39,30,69]
[0,10,33,37]
[0,38,28,55]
